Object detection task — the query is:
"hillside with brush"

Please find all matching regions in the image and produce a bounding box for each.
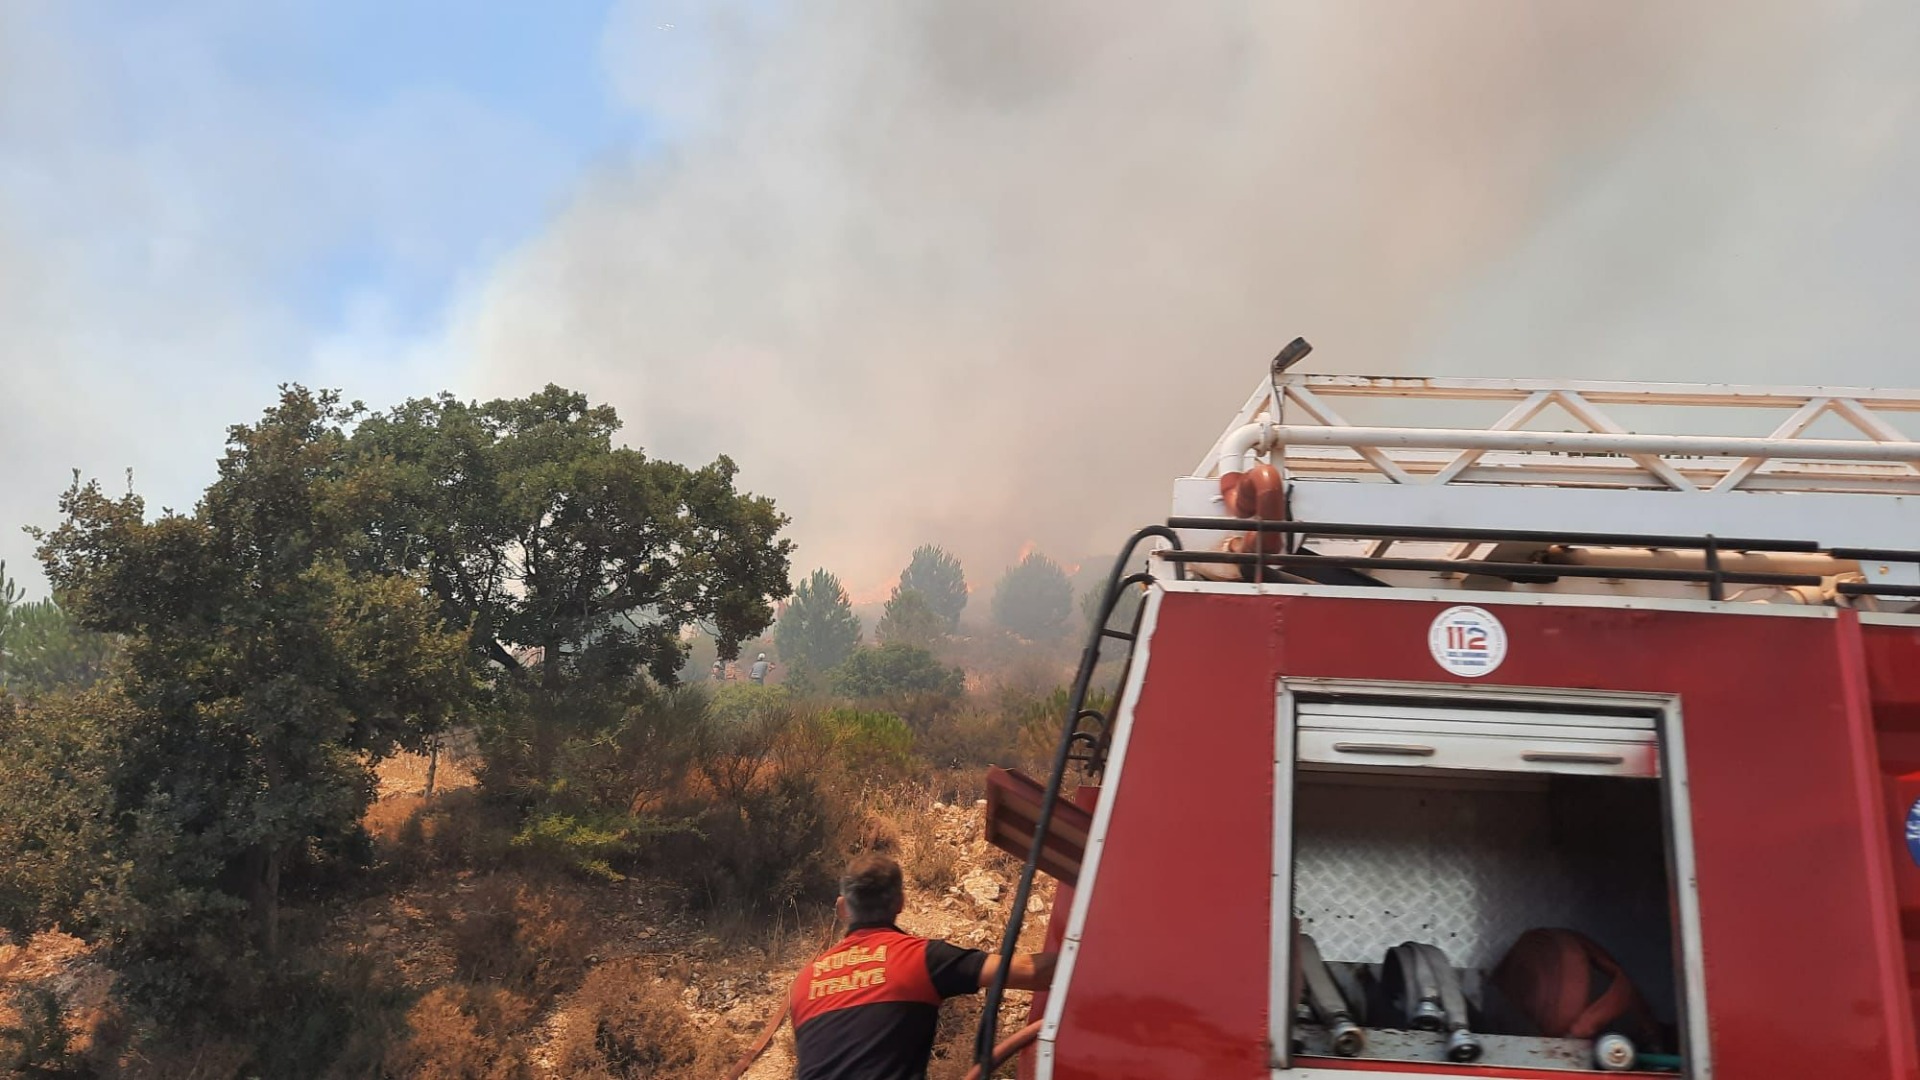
[0,385,1112,1079]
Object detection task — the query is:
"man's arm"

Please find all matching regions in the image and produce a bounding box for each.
[978,951,1059,992]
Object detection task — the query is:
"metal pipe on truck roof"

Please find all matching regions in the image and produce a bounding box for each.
[1265,424,1920,463]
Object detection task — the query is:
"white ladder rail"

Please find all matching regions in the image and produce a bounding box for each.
[1196,373,1920,496]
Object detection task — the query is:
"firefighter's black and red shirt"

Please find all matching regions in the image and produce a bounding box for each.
[790,920,987,1080]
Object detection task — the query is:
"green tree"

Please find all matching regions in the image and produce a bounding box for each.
[877,588,945,650]
[0,686,122,937]
[0,597,118,695]
[775,568,862,674]
[0,560,19,673]
[832,643,965,699]
[897,545,967,629]
[991,552,1073,640]
[347,386,792,773]
[34,387,475,967]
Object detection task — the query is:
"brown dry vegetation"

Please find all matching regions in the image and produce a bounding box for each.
[0,686,1062,1079]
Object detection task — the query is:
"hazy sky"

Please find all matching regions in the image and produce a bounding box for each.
[4,1,1918,600]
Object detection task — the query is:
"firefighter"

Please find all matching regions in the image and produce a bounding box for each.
[749,652,771,684]
[791,853,1056,1079]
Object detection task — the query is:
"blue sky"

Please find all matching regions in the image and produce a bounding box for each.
[0,1,648,593]
[100,1,634,344]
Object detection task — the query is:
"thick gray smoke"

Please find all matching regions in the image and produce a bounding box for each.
[459,0,1914,601]
[7,2,1916,604]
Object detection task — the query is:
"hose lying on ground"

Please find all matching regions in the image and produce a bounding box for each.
[725,919,842,1080]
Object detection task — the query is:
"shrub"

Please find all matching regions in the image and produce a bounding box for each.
[510,808,689,882]
[0,987,79,1078]
[832,644,964,701]
[448,875,591,1000]
[708,682,791,726]
[821,708,914,778]
[374,789,519,874]
[0,688,121,938]
[551,962,728,1079]
[915,708,1024,771]
[655,771,848,916]
[383,985,534,1080]
[877,589,945,649]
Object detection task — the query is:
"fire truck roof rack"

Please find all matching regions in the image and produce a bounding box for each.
[1184,370,1920,550]
[1165,516,1920,602]
[1172,365,1920,605]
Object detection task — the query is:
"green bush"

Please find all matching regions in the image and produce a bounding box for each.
[831,644,965,701]
[914,708,1025,770]
[510,808,688,882]
[709,682,792,725]
[821,708,914,778]
[658,771,846,915]
[0,687,121,938]
[0,987,80,1078]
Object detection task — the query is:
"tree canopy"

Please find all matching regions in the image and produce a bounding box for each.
[775,568,862,674]
[877,588,945,650]
[0,592,118,696]
[347,385,794,688]
[33,387,477,966]
[990,551,1073,640]
[897,545,967,629]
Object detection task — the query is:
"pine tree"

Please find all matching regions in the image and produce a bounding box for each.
[878,588,945,650]
[898,545,967,629]
[775,569,862,674]
[991,552,1073,641]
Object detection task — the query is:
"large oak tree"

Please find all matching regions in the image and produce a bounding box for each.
[35,388,473,964]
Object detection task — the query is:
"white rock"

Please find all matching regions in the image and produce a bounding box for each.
[961,871,1003,907]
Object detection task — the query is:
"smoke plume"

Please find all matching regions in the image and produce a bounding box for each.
[456,1,1911,600]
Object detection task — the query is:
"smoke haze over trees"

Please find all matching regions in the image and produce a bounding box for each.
[9,3,1920,601]
[992,552,1073,642]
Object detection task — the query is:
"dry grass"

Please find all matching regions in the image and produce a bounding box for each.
[549,962,733,1079]
[447,875,592,1000]
[382,985,535,1080]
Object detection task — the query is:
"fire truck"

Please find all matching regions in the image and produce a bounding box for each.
[973,341,1920,1079]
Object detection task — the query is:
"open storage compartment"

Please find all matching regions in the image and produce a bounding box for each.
[1277,685,1704,1076]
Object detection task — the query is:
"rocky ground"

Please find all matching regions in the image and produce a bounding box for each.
[0,750,1055,1078]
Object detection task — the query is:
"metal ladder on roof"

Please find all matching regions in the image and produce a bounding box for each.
[1180,370,1920,563]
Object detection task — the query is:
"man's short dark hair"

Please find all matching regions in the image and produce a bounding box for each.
[841,852,905,923]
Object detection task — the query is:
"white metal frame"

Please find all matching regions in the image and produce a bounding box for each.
[1200,374,1920,495]
[1184,374,1920,566]
[1270,678,1712,1079]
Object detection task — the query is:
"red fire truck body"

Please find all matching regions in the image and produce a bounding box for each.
[979,362,1920,1080]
